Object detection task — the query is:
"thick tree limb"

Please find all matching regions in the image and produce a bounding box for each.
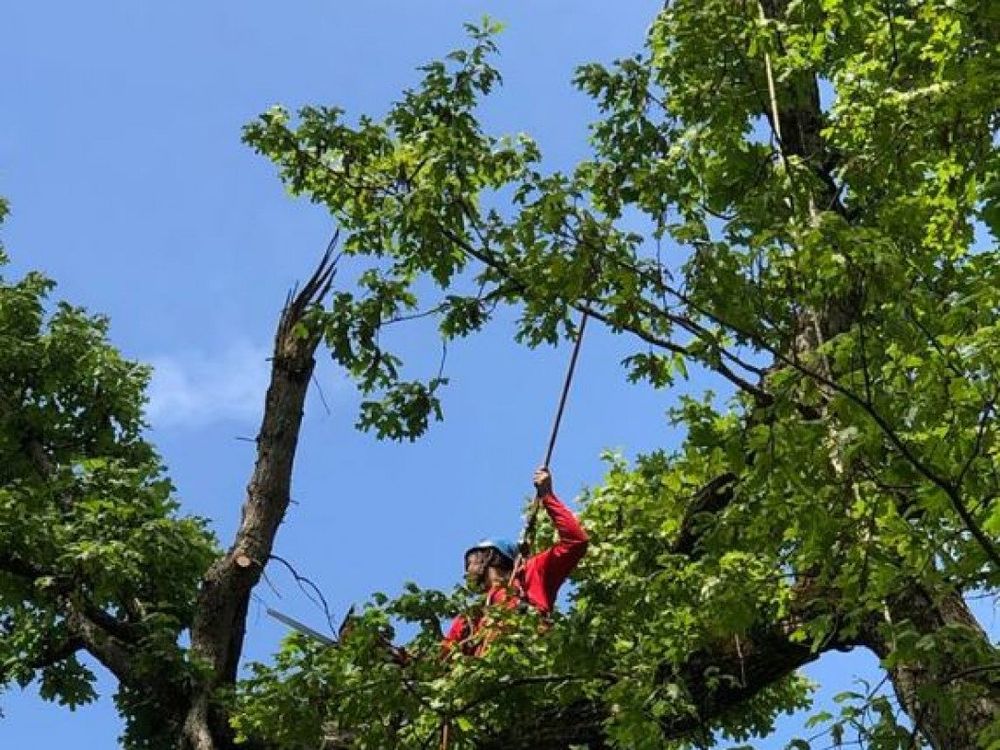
[182,245,337,749]
[0,551,48,580]
[483,586,999,750]
[485,588,1000,749]
[671,472,739,556]
[0,551,144,686]
[481,622,822,749]
[63,607,138,685]
[862,585,1000,748]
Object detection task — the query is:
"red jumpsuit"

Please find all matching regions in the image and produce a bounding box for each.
[443,492,588,655]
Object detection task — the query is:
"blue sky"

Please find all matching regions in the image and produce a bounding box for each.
[2,2,985,747]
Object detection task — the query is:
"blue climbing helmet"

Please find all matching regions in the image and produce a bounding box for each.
[465,538,519,566]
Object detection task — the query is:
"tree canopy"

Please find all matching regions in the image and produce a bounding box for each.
[234,1,1000,746]
[2,0,1000,748]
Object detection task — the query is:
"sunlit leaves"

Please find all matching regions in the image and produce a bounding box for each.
[0,257,218,733]
[236,0,1000,745]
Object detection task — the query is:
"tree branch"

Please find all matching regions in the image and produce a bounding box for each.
[480,621,824,749]
[671,472,740,556]
[0,551,49,580]
[63,607,138,685]
[660,280,1000,570]
[0,632,85,686]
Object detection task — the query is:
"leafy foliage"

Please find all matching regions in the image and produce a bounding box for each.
[237,2,1000,747]
[0,230,219,743]
[2,0,999,746]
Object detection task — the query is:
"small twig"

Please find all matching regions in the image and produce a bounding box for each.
[734,633,746,687]
[260,568,283,600]
[956,390,998,487]
[269,553,337,635]
[311,373,333,416]
[435,339,449,382]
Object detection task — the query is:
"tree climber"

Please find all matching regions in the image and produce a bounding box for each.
[443,467,589,656]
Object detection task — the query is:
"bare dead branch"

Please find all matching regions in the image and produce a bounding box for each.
[183,241,340,748]
[268,553,337,635]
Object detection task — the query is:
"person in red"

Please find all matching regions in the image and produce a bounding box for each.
[443,467,588,656]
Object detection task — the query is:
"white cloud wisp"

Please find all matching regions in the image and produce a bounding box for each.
[146,342,271,429]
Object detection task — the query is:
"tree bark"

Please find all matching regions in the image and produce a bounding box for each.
[860,585,1000,748]
[179,251,336,750]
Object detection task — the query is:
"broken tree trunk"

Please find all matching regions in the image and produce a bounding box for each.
[180,250,336,750]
